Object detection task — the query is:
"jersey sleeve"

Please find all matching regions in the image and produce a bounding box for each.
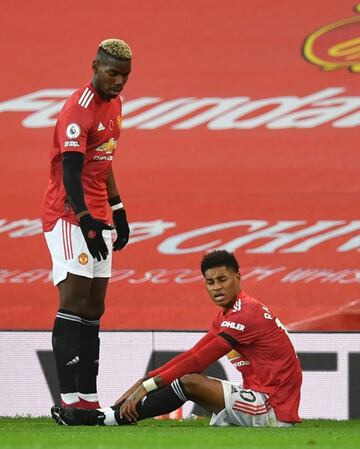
[156,335,232,385]
[56,103,94,154]
[147,331,216,378]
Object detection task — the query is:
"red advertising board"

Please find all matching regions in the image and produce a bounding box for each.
[0,0,359,330]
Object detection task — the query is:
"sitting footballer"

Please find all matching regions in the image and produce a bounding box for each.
[51,250,302,428]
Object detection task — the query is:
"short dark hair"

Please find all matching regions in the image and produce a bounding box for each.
[200,250,240,276]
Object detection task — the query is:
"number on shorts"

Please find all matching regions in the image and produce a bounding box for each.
[239,389,256,403]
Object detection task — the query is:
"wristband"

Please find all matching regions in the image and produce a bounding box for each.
[111,202,124,211]
[142,378,158,393]
[108,195,121,206]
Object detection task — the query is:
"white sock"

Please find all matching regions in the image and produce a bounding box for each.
[98,407,117,426]
[78,392,99,403]
[61,392,79,405]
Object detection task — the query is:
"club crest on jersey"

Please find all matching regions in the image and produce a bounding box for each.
[66,123,81,139]
[78,253,88,265]
[95,138,117,154]
[227,349,241,361]
[220,320,245,332]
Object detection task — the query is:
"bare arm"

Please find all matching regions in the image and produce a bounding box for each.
[106,167,120,200]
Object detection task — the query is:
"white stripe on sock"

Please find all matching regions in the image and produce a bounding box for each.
[78,393,99,402]
[57,312,82,323]
[171,379,187,402]
[81,318,100,326]
[61,392,79,405]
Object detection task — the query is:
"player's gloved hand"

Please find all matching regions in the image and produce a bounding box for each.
[113,208,130,251]
[79,214,113,261]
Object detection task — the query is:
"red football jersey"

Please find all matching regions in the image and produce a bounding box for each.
[42,82,122,231]
[210,291,302,422]
[149,290,302,423]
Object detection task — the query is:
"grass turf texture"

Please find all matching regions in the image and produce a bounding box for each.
[0,417,359,449]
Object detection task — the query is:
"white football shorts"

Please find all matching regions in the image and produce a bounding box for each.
[44,218,114,286]
[209,379,293,428]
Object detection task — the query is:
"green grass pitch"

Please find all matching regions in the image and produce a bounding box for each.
[0,417,359,449]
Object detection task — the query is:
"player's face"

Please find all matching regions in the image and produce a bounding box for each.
[204,266,241,313]
[92,57,131,100]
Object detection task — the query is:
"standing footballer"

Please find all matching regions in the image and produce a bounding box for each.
[42,39,132,409]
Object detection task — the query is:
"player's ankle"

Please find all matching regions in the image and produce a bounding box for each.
[78,393,100,409]
[61,392,80,407]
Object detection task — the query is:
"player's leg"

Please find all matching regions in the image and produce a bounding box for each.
[53,273,92,407]
[113,374,224,424]
[51,379,189,426]
[51,374,225,426]
[180,373,225,413]
[46,219,112,408]
[77,277,109,408]
[45,219,97,407]
[76,228,112,408]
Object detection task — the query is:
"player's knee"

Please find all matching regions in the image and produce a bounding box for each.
[180,373,203,396]
[84,303,105,320]
[60,296,88,316]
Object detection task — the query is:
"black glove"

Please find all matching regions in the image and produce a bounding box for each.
[113,208,130,251]
[79,214,113,261]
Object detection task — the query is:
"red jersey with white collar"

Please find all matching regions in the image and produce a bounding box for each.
[210,291,302,422]
[42,82,122,231]
[149,291,302,423]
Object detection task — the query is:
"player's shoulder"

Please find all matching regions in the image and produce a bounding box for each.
[227,291,264,321]
[60,83,98,117]
[57,83,97,128]
[66,83,96,110]
[233,291,261,310]
[215,294,251,334]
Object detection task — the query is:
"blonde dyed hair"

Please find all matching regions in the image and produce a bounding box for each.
[99,38,132,60]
